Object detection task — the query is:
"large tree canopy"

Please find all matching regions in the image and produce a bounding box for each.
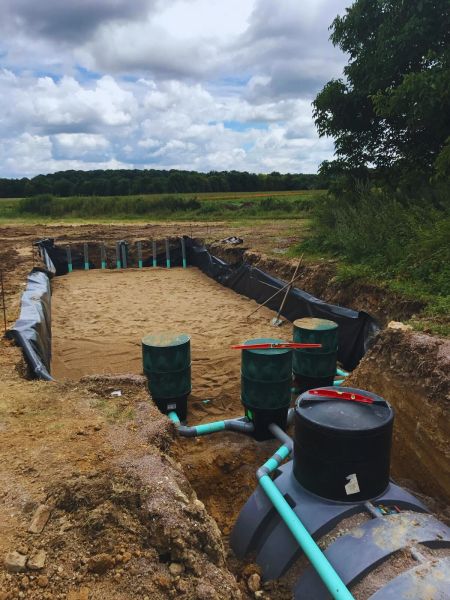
[313,0,450,182]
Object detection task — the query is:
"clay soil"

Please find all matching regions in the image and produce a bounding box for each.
[1,223,449,600]
[0,223,297,600]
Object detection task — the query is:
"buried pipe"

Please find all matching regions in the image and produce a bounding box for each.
[256,441,354,600]
[137,241,143,269]
[181,237,187,268]
[165,238,171,268]
[152,240,157,267]
[100,243,107,270]
[83,243,89,270]
[336,367,349,378]
[168,411,254,437]
[66,245,73,273]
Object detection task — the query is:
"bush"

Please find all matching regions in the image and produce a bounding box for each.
[303,185,450,295]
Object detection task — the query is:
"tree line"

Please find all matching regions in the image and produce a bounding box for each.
[0,169,326,198]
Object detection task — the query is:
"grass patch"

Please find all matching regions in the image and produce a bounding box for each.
[91,396,136,423]
[290,187,449,336]
[0,190,322,223]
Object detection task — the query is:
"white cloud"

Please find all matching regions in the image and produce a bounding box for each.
[0,0,351,177]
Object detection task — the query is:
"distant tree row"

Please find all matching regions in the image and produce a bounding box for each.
[0,169,327,198]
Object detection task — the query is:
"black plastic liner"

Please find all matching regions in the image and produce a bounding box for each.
[38,237,186,274]
[6,269,54,381]
[187,242,379,371]
[20,237,377,379]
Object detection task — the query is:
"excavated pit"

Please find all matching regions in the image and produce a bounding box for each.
[51,267,296,597]
[48,267,450,598]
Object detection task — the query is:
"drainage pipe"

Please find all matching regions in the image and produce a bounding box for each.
[66,245,73,273]
[286,407,295,427]
[336,368,349,377]
[168,411,254,437]
[256,442,354,600]
[268,423,293,449]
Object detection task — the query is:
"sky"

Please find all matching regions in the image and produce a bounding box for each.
[0,0,351,178]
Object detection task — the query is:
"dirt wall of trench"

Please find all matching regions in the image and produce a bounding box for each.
[347,324,450,505]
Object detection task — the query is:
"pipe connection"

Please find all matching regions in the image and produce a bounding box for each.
[168,411,254,437]
[256,427,354,600]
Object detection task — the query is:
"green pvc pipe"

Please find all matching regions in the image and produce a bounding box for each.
[168,411,180,425]
[138,259,143,269]
[258,474,354,600]
[168,411,225,435]
[168,411,244,437]
[195,421,225,435]
[68,263,73,273]
[336,368,349,377]
[101,261,106,269]
[258,443,354,600]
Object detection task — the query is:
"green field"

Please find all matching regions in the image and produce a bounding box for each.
[0,190,321,224]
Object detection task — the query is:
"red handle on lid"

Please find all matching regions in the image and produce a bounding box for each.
[231,342,322,350]
[308,389,375,404]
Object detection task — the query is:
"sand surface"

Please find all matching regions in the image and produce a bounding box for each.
[52,268,291,402]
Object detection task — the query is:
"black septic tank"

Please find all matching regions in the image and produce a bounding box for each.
[293,386,394,502]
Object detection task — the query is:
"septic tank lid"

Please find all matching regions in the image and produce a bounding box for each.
[293,317,338,330]
[242,338,291,355]
[142,332,190,347]
[296,386,393,432]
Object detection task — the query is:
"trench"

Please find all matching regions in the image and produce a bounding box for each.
[19,261,450,598]
[50,267,302,592]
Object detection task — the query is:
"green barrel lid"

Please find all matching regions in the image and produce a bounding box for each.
[293,317,338,331]
[142,332,190,347]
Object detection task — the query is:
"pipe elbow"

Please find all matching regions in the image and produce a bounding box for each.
[177,425,198,437]
[225,419,255,435]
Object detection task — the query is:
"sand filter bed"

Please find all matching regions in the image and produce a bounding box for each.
[52,267,289,416]
[51,268,289,565]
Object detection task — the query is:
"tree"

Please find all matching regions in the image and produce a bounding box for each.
[313,0,450,184]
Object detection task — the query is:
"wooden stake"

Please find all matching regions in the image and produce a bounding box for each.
[246,271,305,320]
[271,255,303,326]
[1,270,7,334]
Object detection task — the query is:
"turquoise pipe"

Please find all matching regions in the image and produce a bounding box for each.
[336,368,349,377]
[257,444,354,600]
[168,411,226,434]
[84,262,89,270]
[116,259,121,269]
[68,263,73,273]
[258,474,354,600]
[333,379,345,386]
[168,411,180,425]
[196,421,225,435]
[101,261,106,269]
[168,411,253,437]
[138,259,143,269]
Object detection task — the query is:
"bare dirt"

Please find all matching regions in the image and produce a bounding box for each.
[347,324,450,505]
[1,223,449,600]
